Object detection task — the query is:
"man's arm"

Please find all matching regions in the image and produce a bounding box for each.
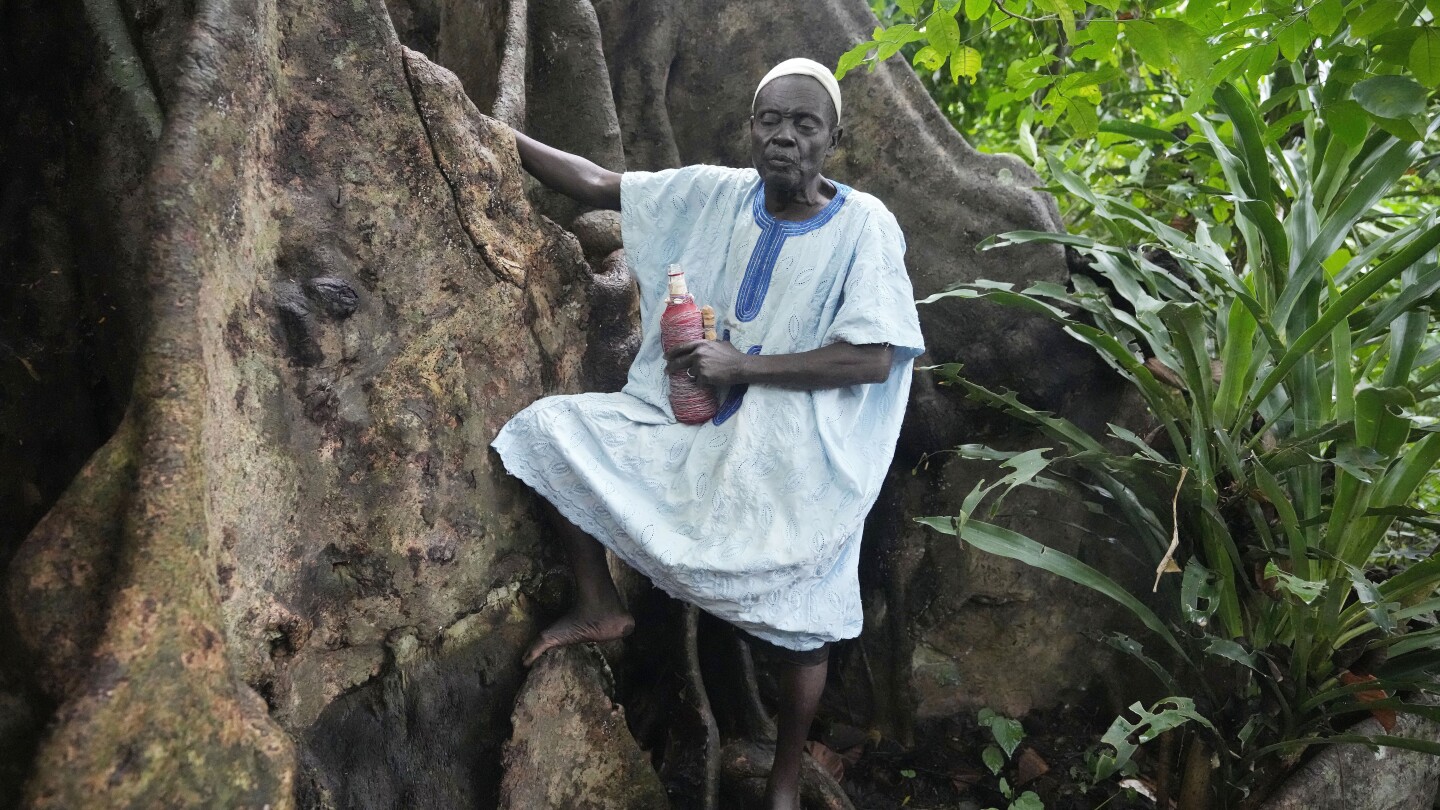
[664,340,895,390]
[513,129,621,210]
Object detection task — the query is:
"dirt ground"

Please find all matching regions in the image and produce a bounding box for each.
[831,698,1157,810]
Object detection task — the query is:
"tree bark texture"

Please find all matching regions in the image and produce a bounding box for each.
[0,0,1141,807]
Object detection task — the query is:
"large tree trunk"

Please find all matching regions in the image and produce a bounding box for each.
[0,0,1130,806]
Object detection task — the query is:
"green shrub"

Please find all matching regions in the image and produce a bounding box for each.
[917,95,1440,805]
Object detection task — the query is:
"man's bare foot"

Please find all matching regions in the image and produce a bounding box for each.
[522,609,635,666]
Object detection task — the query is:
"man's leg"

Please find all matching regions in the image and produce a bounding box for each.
[522,503,635,666]
[763,651,829,810]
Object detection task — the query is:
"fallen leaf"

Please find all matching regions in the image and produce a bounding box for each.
[805,740,845,781]
[1015,747,1050,786]
[16,356,39,382]
[1145,357,1186,390]
[1119,777,1157,801]
[1152,466,1189,592]
[1340,671,1395,731]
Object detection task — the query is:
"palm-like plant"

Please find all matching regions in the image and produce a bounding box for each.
[920,75,1440,805]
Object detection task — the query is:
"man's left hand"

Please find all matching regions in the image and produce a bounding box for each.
[663,340,750,387]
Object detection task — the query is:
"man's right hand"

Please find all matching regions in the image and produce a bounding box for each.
[512,129,621,211]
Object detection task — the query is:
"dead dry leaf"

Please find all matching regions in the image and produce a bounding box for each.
[805,740,845,781]
[1015,747,1050,786]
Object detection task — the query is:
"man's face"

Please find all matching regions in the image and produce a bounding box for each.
[750,75,841,192]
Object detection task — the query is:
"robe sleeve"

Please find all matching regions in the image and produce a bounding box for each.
[822,206,926,361]
[620,165,745,303]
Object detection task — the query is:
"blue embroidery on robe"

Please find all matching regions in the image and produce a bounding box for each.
[714,333,763,425]
[734,182,852,322]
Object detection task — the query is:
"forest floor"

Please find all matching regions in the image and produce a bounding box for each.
[827,699,1156,810]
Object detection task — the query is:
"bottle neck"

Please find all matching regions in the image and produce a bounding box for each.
[667,270,688,298]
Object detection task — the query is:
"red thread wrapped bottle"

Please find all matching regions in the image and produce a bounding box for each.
[659,266,718,424]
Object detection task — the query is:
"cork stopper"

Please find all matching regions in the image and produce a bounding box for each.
[701,306,716,340]
[666,265,688,298]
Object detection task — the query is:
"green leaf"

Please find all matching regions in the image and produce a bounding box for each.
[1264,560,1326,603]
[1061,96,1100,136]
[1346,563,1399,634]
[1094,699,1215,780]
[1309,0,1344,36]
[1323,99,1371,145]
[1036,0,1077,38]
[927,9,961,57]
[1158,18,1211,79]
[951,46,983,81]
[876,23,924,42]
[1382,554,1440,607]
[1123,21,1170,71]
[1059,64,1124,92]
[966,0,991,20]
[1278,18,1315,61]
[913,45,946,71]
[876,24,927,61]
[1332,443,1385,483]
[897,0,922,15]
[982,744,1006,775]
[1105,633,1184,693]
[1352,75,1429,120]
[994,448,1053,507]
[979,710,1026,757]
[1011,792,1044,810]
[1244,40,1281,85]
[1350,0,1404,39]
[1253,734,1440,759]
[835,42,872,79]
[1204,637,1262,672]
[1213,296,1258,427]
[1375,28,1422,67]
[917,515,1190,658]
[1410,28,1440,87]
[1214,82,1274,206]
[1373,114,1427,141]
[1184,0,1223,28]
[1098,120,1186,143]
[900,768,917,778]
[1086,19,1119,51]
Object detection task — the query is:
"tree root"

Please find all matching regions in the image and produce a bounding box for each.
[1178,733,1214,810]
[732,629,778,741]
[491,0,528,126]
[719,738,856,810]
[683,604,721,810]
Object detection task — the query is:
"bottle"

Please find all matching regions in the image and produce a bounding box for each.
[659,266,718,424]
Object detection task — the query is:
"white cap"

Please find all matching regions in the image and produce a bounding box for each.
[752,58,842,122]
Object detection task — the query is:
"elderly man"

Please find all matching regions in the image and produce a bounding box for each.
[492,58,923,809]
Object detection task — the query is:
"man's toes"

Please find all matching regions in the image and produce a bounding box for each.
[522,634,558,667]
